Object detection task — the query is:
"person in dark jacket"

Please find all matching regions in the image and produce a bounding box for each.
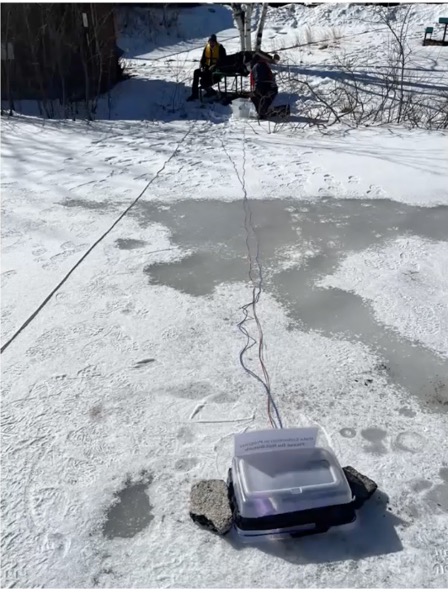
[187,34,227,101]
[250,54,278,118]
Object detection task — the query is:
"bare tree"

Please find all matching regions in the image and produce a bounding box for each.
[232,3,247,51]
[255,4,268,52]
[379,5,413,124]
[231,3,256,52]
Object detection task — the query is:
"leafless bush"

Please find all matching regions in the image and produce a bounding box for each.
[272,7,448,132]
[166,54,193,113]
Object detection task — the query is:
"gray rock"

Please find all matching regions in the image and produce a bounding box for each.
[189,480,233,535]
[343,465,378,509]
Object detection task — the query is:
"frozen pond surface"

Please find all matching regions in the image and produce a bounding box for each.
[138,198,448,411]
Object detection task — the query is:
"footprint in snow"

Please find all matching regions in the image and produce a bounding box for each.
[174,458,199,472]
[1,269,17,282]
[32,246,47,256]
[366,184,387,197]
[177,426,195,444]
[403,467,448,519]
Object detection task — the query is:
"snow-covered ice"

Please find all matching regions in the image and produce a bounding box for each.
[318,236,448,359]
[2,2,448,589]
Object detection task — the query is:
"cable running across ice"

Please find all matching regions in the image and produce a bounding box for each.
[220,126,283,429]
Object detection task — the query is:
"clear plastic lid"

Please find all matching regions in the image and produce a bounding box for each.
[232,433,353,519]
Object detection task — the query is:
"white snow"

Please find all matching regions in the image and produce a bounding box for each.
[317,236,448,359]
[2,2,448,589]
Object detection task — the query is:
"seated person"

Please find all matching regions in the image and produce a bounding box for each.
[187,35,227,101]
[249,53,278,119]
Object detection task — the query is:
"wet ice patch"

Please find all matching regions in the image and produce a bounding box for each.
[115,238,147,250]
[135,199,448,405]
[60,198,113,211]
[102,474,153,539]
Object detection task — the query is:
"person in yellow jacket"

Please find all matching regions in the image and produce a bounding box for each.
[187,34,227,101]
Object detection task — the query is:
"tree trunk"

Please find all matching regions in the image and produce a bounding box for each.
[244,4,253,52]
[231,3,246,51]
[255,3,268,51]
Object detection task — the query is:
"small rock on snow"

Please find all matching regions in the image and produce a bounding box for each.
[343,465,378,509]
[189,480,233,535]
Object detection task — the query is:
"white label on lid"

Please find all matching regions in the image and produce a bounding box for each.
[234,427,318,457]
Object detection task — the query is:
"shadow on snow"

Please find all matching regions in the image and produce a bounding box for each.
[2,77,233,124]
[225,490,405,565]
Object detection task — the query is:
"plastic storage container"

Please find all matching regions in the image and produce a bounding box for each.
[229,429,355,539]
[231,98,256,119]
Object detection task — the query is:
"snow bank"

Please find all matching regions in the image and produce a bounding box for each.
[116,4,236,60]
[265,2,448,30]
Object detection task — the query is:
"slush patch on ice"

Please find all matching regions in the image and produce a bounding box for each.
[394,431,426,454]
[340,427,357,438]
[425,484,448,513]
[102,474,153,539]
[61,198,112,211]
[362,427,387,441]
[317,236,448,359]
[410,479,433,493]
[144,251,244,296]
[115,238,147,250]
[361,427,388,455]
[398,407,416,418]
